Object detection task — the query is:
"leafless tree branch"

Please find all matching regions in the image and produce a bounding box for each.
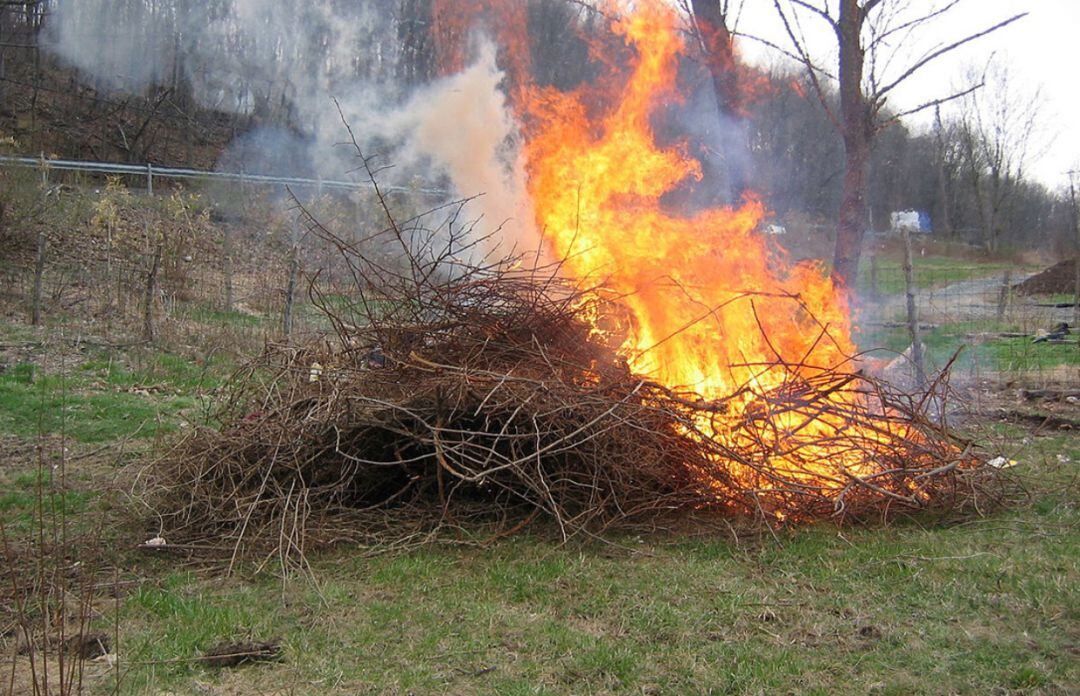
[874,13,1027,98]
[879,81,983,127]
[772,0,840,128]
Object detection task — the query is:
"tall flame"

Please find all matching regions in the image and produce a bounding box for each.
[523,6,854,391]
[439,1,898,495]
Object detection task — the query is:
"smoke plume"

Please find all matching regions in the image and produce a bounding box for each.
[44,0,537,247]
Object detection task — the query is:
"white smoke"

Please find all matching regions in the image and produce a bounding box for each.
[43,0,537,249]
[382,43,535,252]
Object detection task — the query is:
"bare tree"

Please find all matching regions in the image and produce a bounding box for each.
[932,105,954,239]
[771,0,1026,285]
[954,63,1042,253]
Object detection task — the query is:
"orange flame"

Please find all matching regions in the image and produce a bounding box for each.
[439,1,906,497]
[520,4,879,490]
[521,9,855,389]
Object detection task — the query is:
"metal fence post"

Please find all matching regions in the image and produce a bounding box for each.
[147,162,154,195]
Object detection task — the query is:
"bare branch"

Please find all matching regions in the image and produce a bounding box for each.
[791,0,838,28]
[772,0,840,128]
[878,82,983,128]
[733,31,837,80]
[868,0,964,48]
[874,13,1027,99]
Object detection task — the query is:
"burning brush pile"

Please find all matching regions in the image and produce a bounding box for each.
[147,217,996,556]
[146,2,1003,557]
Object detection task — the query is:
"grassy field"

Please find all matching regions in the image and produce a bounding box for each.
[854,253,1023,296]
[1,312,1077,695]
[108,478,1078,695]
[0,248,1075,695]
[855,320,1080,375]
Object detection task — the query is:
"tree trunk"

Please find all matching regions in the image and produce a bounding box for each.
[834,141,870,286]
[980,190,997,253]
[690,0,746,201]
[831,0,872,287]
[690,0,738,114]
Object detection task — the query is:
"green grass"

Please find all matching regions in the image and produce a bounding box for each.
[0,321,236,538]
[0,363,204,444]
[856,321,1080,373]
[0,345,227,444]
[856,255,1021,296]
[173,303,266,328]
[1026,293,1077,306]
[0,368,169,443]
[102,431,1077,694]
[0,467,95,534]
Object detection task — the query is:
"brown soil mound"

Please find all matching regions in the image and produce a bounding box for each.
[1015,259,1077,295]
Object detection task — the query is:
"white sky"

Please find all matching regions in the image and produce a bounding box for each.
[727,0,1078,190]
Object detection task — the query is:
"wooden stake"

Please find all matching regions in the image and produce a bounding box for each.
[31,230,45,326]
[996,271,1011,322]
[143,229,162,343]
[283,220,300,339]
[901,224,926,388]
[223,226,234,313]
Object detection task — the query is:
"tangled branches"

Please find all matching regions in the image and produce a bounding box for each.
[144,177,1005,561]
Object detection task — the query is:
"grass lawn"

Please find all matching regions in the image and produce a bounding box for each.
[0,354,221,443]
[0,324,1076,695]
[856,320,1080,376]
[104,441,1078,695]
[855,254,1024,296]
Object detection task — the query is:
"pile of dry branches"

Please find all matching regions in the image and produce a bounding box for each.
[144,185,1004,561]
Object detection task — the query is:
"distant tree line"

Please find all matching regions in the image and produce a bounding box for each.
[744,61,1067,254]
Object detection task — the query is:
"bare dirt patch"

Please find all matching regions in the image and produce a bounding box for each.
[1015,259,1077,296]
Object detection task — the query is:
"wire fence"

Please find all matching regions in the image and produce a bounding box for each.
[855,264,1078,387]
[0,153,455,347]
[2,155,1076,388]
[0,154,447,197]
